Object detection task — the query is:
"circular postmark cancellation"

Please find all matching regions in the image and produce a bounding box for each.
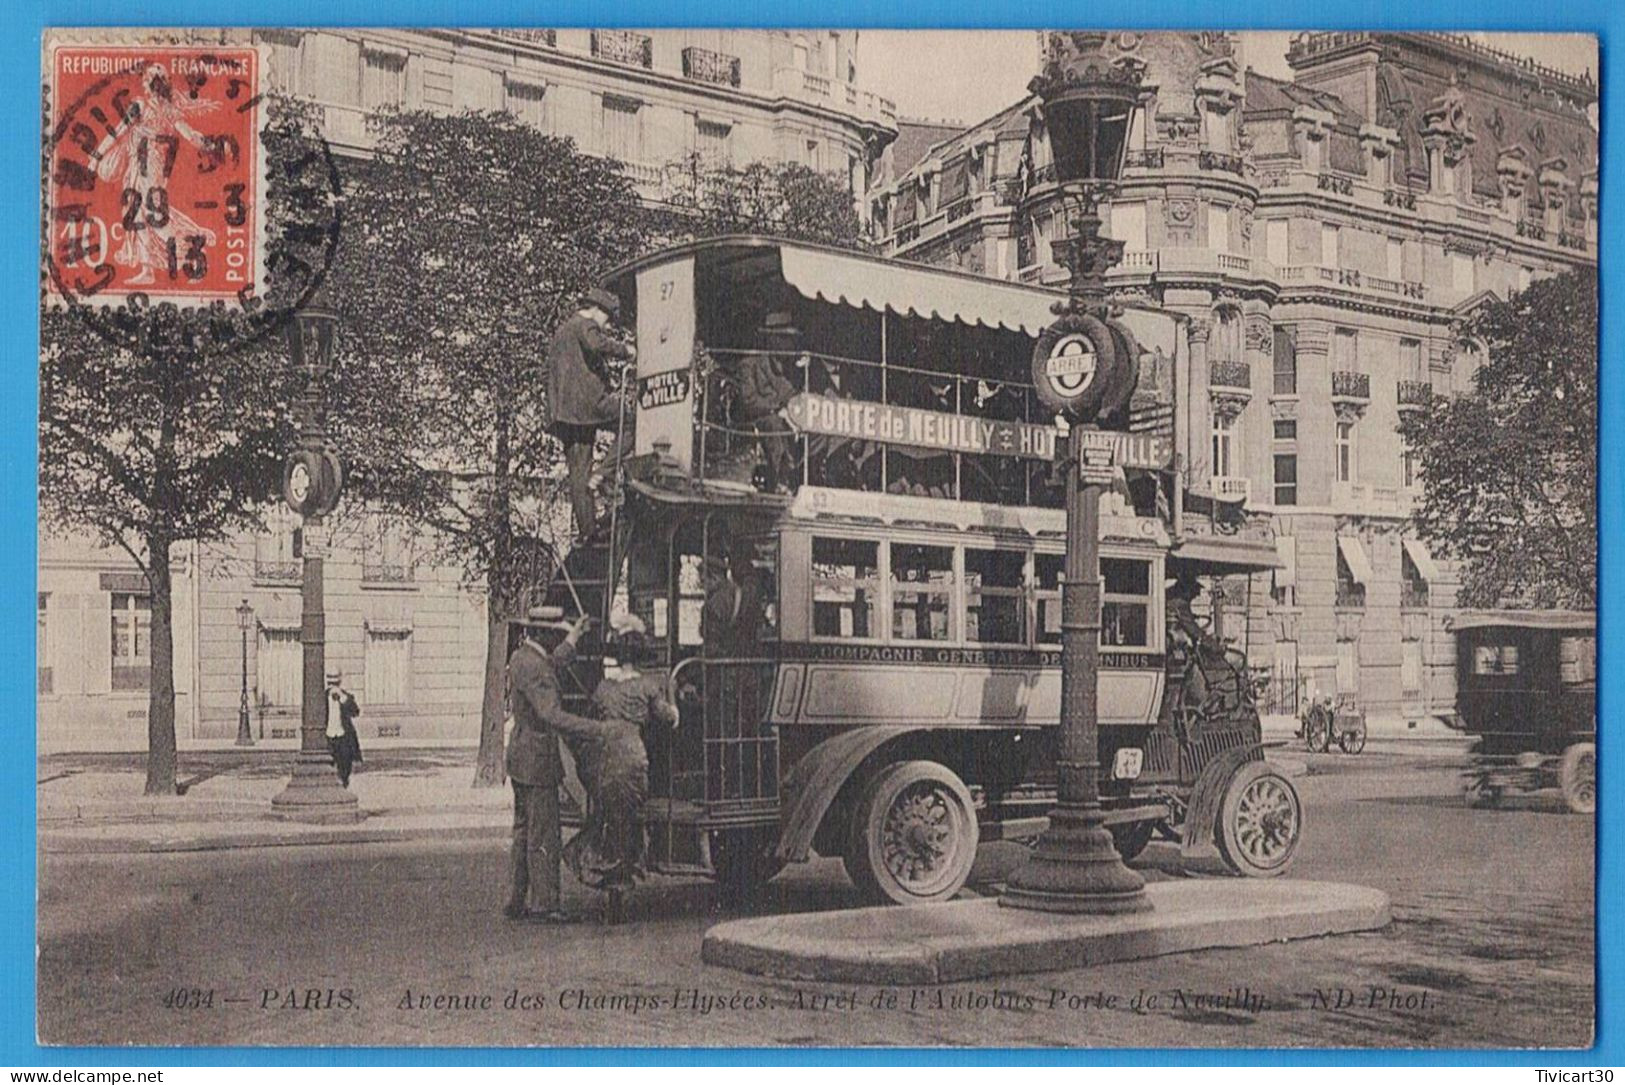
[43,35,342,361]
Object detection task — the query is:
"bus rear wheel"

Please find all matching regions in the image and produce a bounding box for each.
[1559,742,1596,815]
[844,760,978,905]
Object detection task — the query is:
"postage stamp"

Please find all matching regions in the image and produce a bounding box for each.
[45,39,267,306]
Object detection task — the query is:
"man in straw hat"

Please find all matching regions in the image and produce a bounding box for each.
[545,287,637,542]
[505,605,598,923]
[324,668,362,788]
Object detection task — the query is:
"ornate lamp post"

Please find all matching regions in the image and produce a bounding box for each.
[1001,36,1154,914]
[235,598,254,747]
[270,300,357,822]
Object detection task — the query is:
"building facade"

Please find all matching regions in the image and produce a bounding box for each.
[867,31,1598,718]
[39,27,898,752]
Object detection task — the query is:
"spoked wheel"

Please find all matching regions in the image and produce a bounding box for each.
[1559,742,1596,815]
[1108,819,1158,863]
[710,827,786,897]
[844,760,978,905]
[1217,762,1302,877]
[1338,721,1367,755]
[1304,705,1331,753]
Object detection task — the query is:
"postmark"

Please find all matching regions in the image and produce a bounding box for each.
[42,32,342,360]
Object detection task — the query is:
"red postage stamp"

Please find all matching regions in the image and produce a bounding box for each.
[45,40,266,306]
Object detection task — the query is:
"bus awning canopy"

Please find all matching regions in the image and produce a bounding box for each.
[1337,535,1374,585]
[1168,534,1283,573]
[778,245,1061,336]
[1401,537,1440,582]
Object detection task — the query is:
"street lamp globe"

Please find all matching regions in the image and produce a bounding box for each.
[285,302,340,375]
[236,598,254,632]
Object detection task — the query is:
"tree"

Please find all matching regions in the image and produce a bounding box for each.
[655,154,869,249]
[1397,269,1597,609]
[39,99,332,794]
[330,110,648,787]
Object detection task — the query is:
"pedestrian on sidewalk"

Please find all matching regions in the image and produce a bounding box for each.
[505,607,601,924]
[324,669,363,788]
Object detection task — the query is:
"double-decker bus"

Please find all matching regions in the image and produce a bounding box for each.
[536,235,1300,905]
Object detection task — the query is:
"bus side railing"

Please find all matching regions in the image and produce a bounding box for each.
[668,656,781,809]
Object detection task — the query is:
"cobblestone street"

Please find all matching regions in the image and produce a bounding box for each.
[37,751,1593,1049]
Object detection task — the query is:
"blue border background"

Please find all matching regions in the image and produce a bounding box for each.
[3,0,1616,1067]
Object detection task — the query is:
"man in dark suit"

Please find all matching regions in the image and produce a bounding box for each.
[506,606,598,923]
[546,287,636,541]
[733,312,802,493]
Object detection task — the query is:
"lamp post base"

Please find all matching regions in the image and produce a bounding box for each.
[234,711,254,748]
[270,750,360,823]
[999,804,1152,915]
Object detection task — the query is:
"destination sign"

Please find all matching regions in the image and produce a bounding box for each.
[784,393,1173,469]
[637,369,692,411]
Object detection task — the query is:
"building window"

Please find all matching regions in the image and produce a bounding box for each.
[1273,453,1298,506]
[364,628,413,706]
[360,45,407,111]
[257,627,302,709]
[505,78,548,130]
[1273,419,1297,441]
[890,543,953,642]
[1212,412,1235,478]
[1271,537,1297,607]
[364,516,416,585]
[1336,638,1358,694]
[602,95,643,162]
[1208,203,1230,253]
[812,537,879,639]
[1335,421,1354,483]
[255,505,302,581]
[1400,337,1423,382]
[1101,558,1152,648]
[110,590,151,692]
[1401,549,1429,608]
[1272,327,1296,394]
[1451,251,1475,296]
[1401,639,1424,695]
[805,139,820,168]
[1266,219,1288,266]
[964,549,1026,646]
[1333,328,1358,371]
[1211,306,1242,364]
[696,118,731,163]
[37,592,51,695]
[1321,223,1340,268]
[1335,548,1365,608]
[1402,443,1418,489]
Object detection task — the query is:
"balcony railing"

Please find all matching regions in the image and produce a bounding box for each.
[363,563,416,585]
[1199,150,1244,175]
[1383,188,1417,210]
[1401,583,1430,609]
[1558,231,1588,251]
[255,559,300,582]
[1397,379,1432,408]
[681,46,741,87]
[1125,148,1164,169]
[1336,583,1367,609]
[1331,370,1371,400]
[490,29,556,47]
[1517,219,1547,241]
[1212,476,1251,505]
[1317,173,1355,196]
[1367,275,1426,300]
[1210,359,1251,389]
[591,29,653,68]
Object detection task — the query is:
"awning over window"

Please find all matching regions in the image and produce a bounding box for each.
[1337,535,1374,585]
[1168,534,1283,574]
[779,245,1061,335]
[1401,537,1440,583]
[1274,535,1297,587]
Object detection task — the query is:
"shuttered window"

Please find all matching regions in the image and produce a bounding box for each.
[365,629,413,706]
[258,628,302,709]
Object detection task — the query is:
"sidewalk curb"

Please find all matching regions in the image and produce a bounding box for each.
[40,819,510,855]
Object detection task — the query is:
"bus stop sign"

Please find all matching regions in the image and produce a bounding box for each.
[1031,311,1134,424]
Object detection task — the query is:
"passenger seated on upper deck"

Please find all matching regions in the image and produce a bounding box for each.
[805,355,880,491]
[731,312,802,494]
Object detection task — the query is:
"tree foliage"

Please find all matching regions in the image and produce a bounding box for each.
[331,110,648,785]
[655,154,868,249]
[1397,269,1597,609]
[39,97,331,794]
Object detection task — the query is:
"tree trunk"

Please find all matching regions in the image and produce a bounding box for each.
[473,595,511,788]
[143,532,178,796]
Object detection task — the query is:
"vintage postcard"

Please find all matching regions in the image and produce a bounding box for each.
[37,27,1598,1049]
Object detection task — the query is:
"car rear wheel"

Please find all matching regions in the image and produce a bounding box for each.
[1217,762,1301,877]
[844,760,978,905]
[1559,742,1596,815]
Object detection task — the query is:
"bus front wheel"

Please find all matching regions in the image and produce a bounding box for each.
[844,760,978,905]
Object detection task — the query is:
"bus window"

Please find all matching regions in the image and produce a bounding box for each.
[1561,636,1596,684]
[1035,554,1063,645]
[1473,644,1498,675]
[677,553,706,648]
[966,548,1027,645]
[812,537,879,639]
[891,542,954,641]
[1101,558,1152,648]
